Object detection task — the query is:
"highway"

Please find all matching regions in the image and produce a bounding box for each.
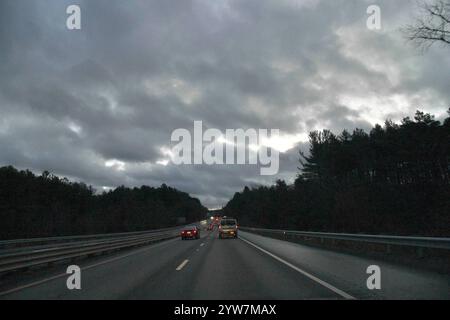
[0,228,449,300]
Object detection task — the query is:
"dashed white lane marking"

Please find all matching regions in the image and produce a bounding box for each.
[176,259,189,271]
[239,237,356,300]
[200,243,205,247]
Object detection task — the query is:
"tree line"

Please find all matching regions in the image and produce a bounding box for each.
[0,167,207,239]
[225,109,450,236]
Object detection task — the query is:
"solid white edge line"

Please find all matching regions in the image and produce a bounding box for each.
[176,259,189,271]
[239,236,356,300]
[0,273,67,297]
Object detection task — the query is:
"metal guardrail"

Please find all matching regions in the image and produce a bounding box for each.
[0,226,187,273]
[0,226,183,248]
[240,227,450,251]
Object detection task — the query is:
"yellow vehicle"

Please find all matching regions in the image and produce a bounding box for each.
[219,218,238,239]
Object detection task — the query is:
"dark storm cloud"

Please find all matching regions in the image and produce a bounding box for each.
[0,0,449,208]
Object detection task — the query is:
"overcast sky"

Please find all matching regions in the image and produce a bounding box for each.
[0,0,449,208]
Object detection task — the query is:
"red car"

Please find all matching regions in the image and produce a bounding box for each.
[181,226,200,240]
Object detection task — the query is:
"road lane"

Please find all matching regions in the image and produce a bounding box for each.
[1,228,448,299]
[239,237,355,299]
[238,231,450,300]
[0,230,213,299]
[124,229,342,299]
[0,229,343,299]
[186,230,343,299]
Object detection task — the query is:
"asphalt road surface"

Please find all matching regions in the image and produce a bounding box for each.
[0,228,449,299]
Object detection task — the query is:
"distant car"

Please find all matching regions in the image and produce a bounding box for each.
[181,226,200,240]
[219,218,238,239]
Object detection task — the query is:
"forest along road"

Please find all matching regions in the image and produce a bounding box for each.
[0,229,449,299]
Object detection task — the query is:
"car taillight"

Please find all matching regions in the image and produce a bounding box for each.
[193,230,197,233]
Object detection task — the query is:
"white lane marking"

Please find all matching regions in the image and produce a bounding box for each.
[200,243,205,247]
[176,259,189,271]
[0,237,179,297]
[239,237,356,300]
[0,273,67,297]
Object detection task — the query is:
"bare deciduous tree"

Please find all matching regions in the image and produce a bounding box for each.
[402,0,450,51]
